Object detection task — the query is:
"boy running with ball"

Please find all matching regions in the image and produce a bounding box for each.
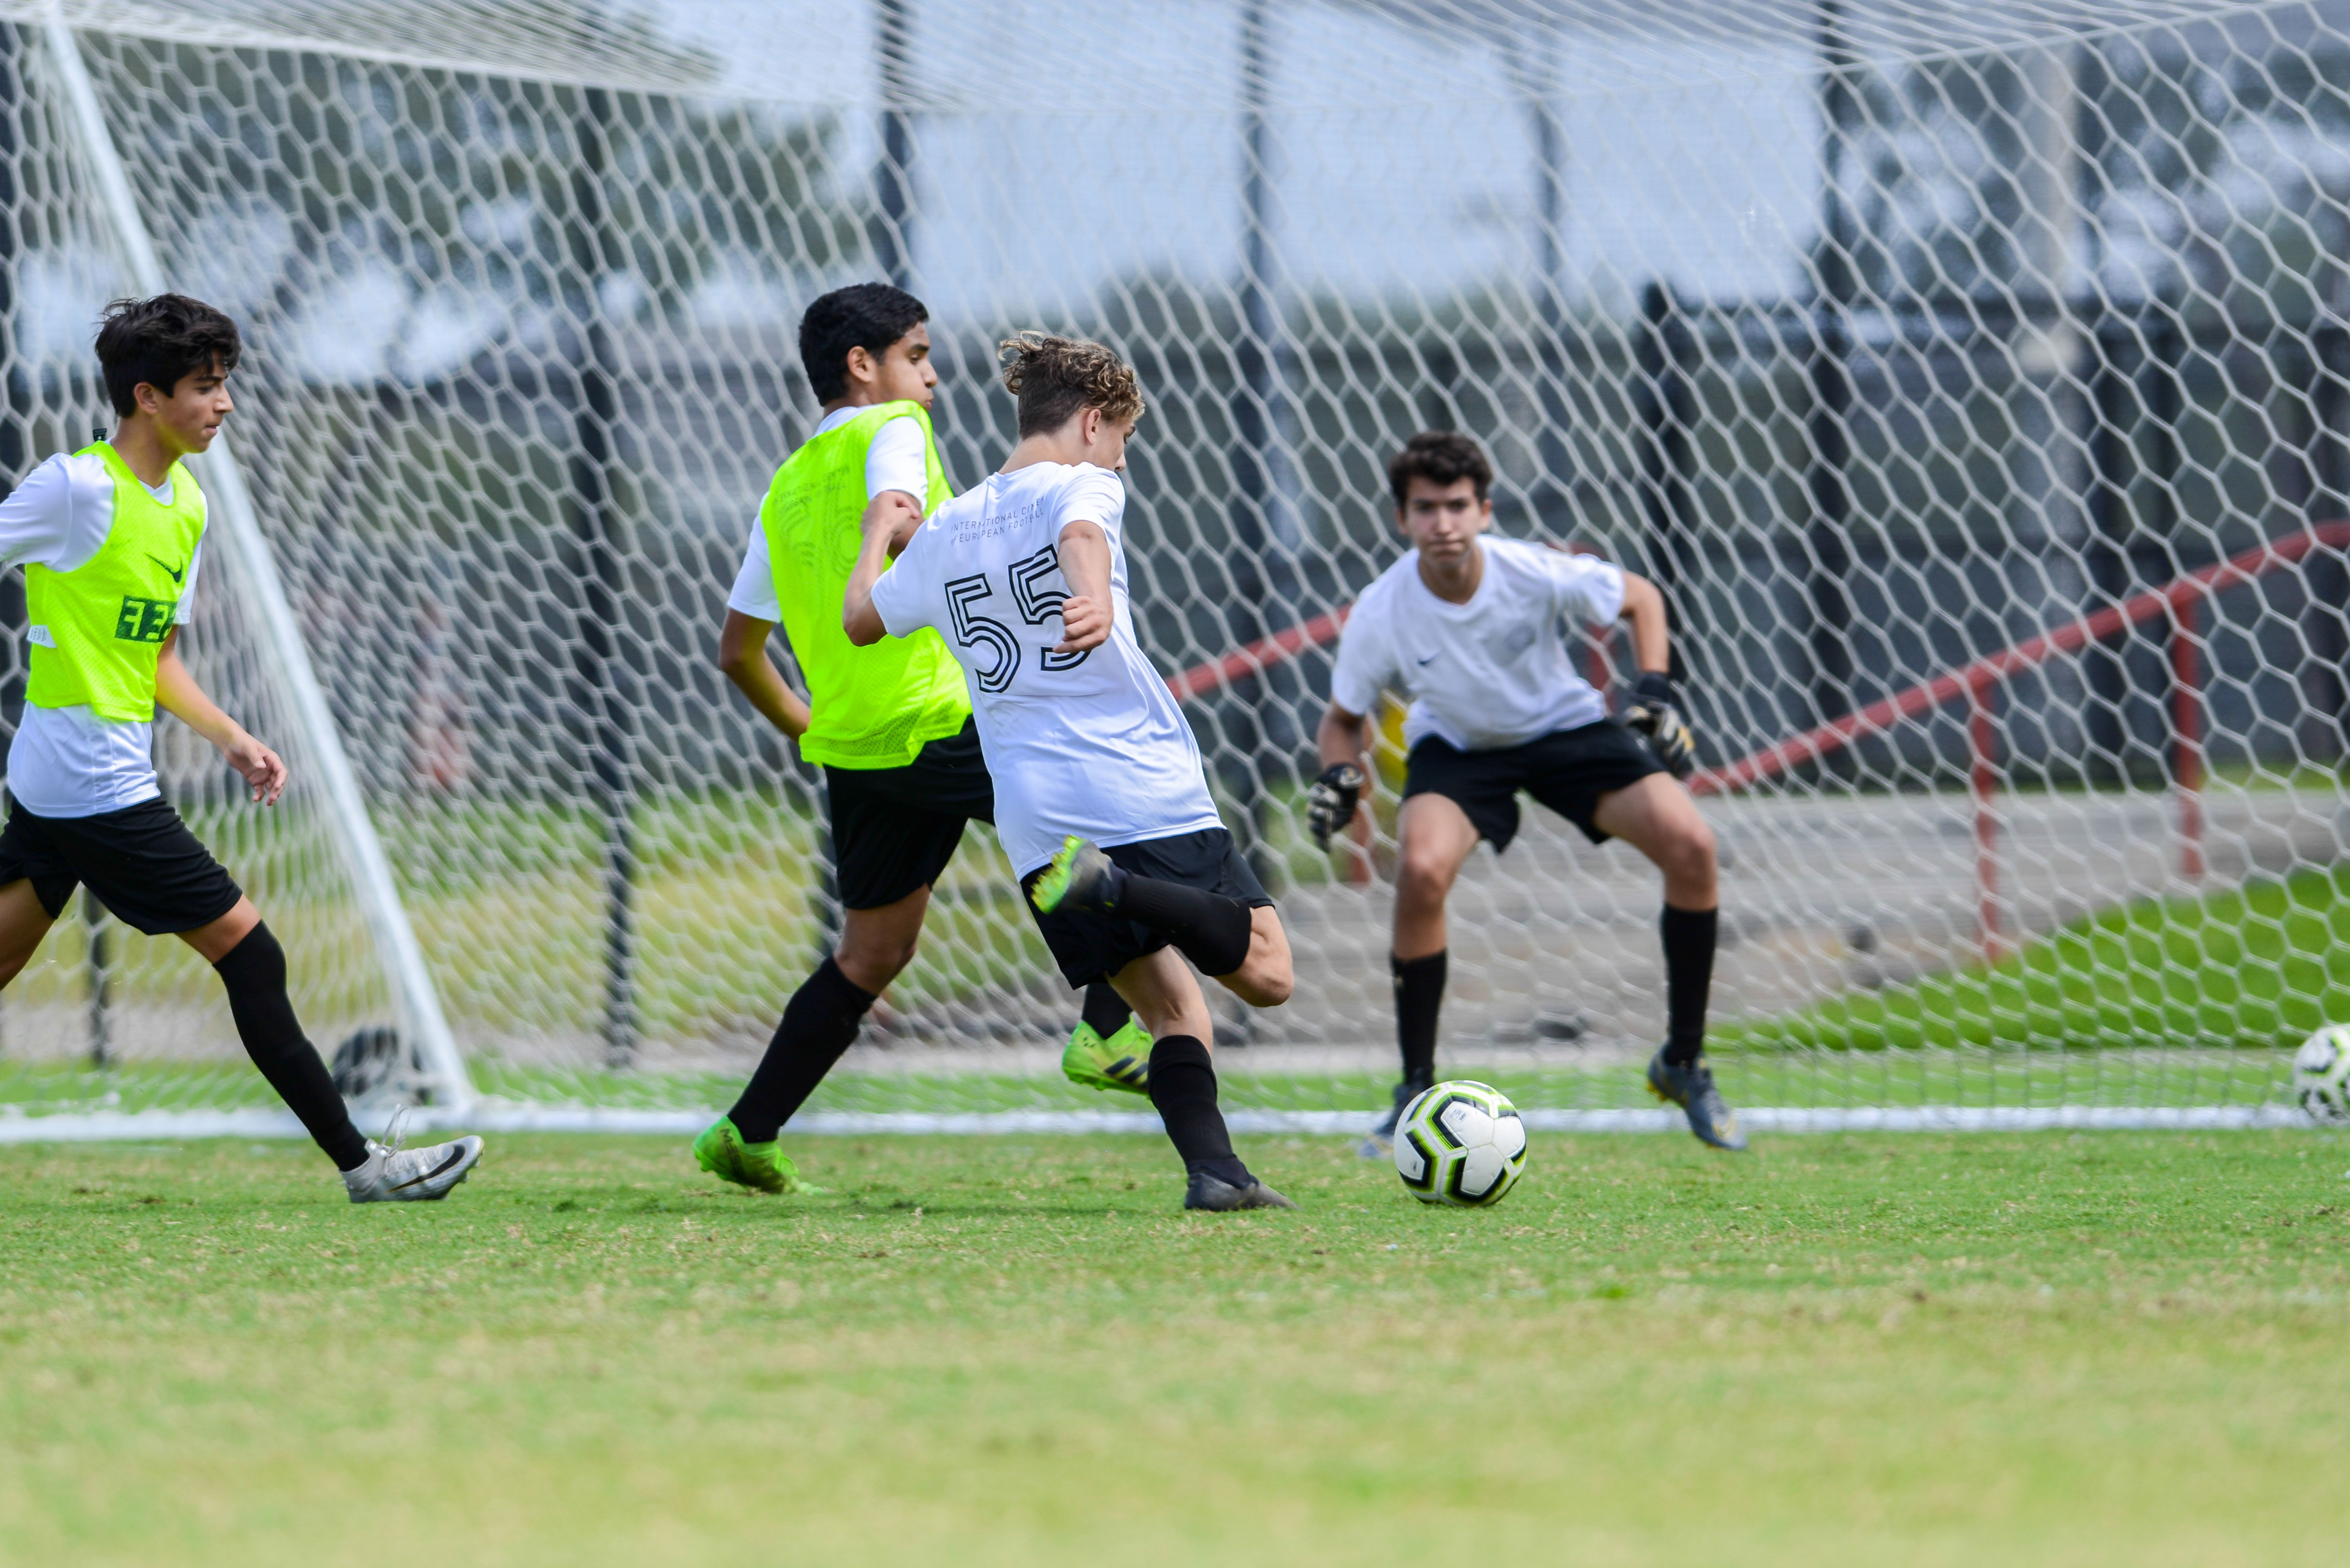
[1311,432,1742,1153]
[697,287,1145,1196]
[845,333,1297,1211]
[0,295,481,1200]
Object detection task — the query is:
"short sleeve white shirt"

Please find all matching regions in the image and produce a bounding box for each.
[0,449,207,818]
[726,407,931,622]
[869,461,1224,875]
[1329,536,1623,752]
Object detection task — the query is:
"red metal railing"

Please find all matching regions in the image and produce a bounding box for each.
[1166,524,2350,946]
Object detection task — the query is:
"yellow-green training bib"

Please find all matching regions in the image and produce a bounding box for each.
[759,401,969,769]
[26,442,204,722]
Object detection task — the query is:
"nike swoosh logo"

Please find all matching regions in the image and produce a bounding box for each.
[146,554,186,584]
[389,1148,469,1191]
[1416,654,1439,666]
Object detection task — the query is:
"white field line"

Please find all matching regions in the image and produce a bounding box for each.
[0,1104,2322,1142]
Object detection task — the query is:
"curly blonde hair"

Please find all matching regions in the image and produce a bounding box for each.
[998,331,1144,437]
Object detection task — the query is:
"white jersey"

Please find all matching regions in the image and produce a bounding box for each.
[0,450,207,817]
[725,405,930,622]
[870,460,1223,875]
[1329,536,1623,752]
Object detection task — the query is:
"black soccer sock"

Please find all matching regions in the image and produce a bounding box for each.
[1145,1034,1249,1187]
[1108,872,1254,978]
[1080,981,1133,1037]
[212,922,369,1172]
[727,956,878,1143]
[1391,949,1445,1090]
[1661,904,1719,1067]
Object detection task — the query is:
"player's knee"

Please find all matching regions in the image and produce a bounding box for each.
[1223,966,1292,1009]
[1663,818,1717,888]
[1395,852,1455,909]
[836,935,918,991]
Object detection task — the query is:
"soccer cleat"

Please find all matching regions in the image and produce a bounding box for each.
[1646,1048,1747,1152]
[343,1131,484,1203]
[1184,1170,1298,1211]
[693,1117,824,1195]
[1063,1017,1154,1096]
[1356,1076,1431,1159]
[1029,835,1119,916]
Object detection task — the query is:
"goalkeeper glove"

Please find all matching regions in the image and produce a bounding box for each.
[1306,762,1365,849]
[1622,671,1697,779]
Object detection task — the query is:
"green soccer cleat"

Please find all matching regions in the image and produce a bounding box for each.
[1646,1048,1747,1152]
[1063,1017,1154,1096]
[693,1117,825,1194]
[1029,835,1118,916]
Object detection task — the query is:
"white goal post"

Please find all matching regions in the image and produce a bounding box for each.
[0,1,2346,1139]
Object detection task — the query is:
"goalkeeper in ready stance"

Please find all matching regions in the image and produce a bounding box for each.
[845,333,1298,1212]
[695,286,1146,1195]
[1311,432,1743,1153]
[0,296,480,1200]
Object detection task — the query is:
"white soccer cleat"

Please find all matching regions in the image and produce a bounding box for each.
[344,1130,484,1203]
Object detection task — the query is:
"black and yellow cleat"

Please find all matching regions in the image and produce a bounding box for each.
[1029,835,1120,916]
[1063,1017,1153,1096]
[1646,1048,1747,1152]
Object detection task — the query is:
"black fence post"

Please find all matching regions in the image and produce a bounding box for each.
[565,85,638,1069]
[1807,0,1858,740]
[869,0,915,290]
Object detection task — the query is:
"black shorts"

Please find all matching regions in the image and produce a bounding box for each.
[0,795,245,934]
[1019,827,1274,988]
[824,717,996,910]
[1403,720,1667,851]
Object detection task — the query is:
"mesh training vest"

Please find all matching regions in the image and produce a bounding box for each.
[759,402,969,769]
[25,442,205,722]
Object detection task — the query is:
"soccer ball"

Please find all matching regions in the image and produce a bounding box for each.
[1394,1080,1528,1206]
[2293,1025,2350,1122]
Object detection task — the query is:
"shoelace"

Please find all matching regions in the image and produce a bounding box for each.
[378,1104,414,1163]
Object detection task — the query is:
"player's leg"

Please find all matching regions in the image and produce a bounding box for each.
[0,878,59,986]
[701,765,965,1193]
[1589,772,1742,1151]
[1029,830,1290,1003]
[1106,946,1293,1212]
[1364,790,1485,1154]
[724,886,926,1130]
[1363,740,1517,1155]
[1219,904,1292,1007]
[176,894,482,1198]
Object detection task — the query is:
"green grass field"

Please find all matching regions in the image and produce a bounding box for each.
[1721,863,2350,1053]
[4,1130,2348,1565]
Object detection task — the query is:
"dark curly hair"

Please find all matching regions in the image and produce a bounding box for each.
[95,295,241,416]
[1386,430,1493,506]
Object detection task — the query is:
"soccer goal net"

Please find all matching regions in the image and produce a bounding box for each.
[0,0,2345,1138]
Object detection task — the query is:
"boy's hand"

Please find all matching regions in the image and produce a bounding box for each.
[1054,595,1111,654]
[1622,672,1696,779]
[1306,762,1365,848]
[863,490,924,557]
[223,732,288,805]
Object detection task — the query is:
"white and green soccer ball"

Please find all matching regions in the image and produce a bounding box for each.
[1394,1080,1528,1206]
[2293,1025,2350,1122]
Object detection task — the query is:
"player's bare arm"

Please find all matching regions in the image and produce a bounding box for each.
[154,627,285,806]
[842,489,923,646]
[716,610,813,739]
[1054,517,1113,653]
